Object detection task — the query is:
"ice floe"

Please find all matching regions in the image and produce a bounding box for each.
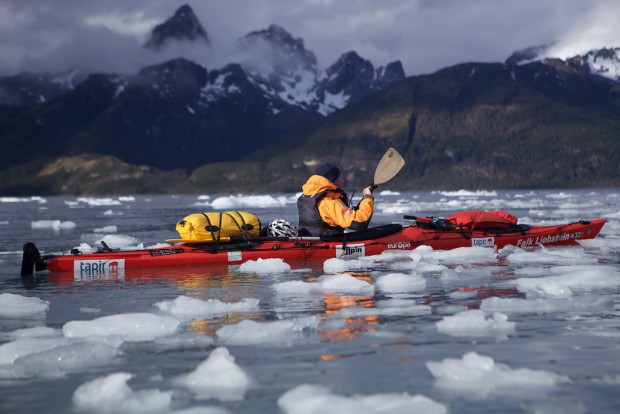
[155,296,259,319]
[0,336,122,378]
[0,293,49,317]
[278,384,447,414]
[238,258,291,273]
[216,316,319,346]
[4,326,62,340]
[317,274,375,294]
[93,225,118,233]
[209,194,294,209]
[375,272,426,293]
[436,309,516,338]
[427,352,569,398]
[0,196,46,203]
[63,313,180,342]
[179,347,250,401]
[73,372,172,413]
[506,247,597,265]
[76,197,123,206]
[31,220,76,230]
[323,257,373,273]
[480,295,614,314]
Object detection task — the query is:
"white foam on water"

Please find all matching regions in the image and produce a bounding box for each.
[63,313,180,342]
[209,194,294,209]
[278,384,447,414]
[436,310,516,338]
[375,272,426,293]
[0,336,122,378]
[216,316,319,346]
[31,220,76,230]
[93,225,118,233]
[179,347,250,401]
[73,372,172,413]
[238,258,291,274]
[426,352,570,398]
[480,295,614,314]
[317,274,375,294]
[155,296,259,320]
[0,293,49,317]
[323,258,372,274]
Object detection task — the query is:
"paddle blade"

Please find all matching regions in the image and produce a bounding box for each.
[373,147,405,186]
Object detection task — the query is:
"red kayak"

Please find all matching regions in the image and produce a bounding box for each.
[22,217,606,277]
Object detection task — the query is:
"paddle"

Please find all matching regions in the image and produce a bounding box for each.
[370,147,405,191]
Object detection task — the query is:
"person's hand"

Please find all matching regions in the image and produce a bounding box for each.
[362,186,373,196]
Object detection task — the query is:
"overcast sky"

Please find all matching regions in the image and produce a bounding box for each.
[0,0,618,77]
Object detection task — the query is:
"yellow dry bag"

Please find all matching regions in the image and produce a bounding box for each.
[176,211,261,241]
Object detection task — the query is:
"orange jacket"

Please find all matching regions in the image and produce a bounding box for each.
[301,175,374,230]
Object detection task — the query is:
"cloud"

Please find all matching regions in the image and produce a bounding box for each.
[0,0,618,77]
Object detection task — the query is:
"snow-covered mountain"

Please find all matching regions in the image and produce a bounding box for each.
[506,45,620,82]
[225,24,405,115]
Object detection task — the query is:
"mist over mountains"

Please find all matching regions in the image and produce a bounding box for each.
[0,4,618,195]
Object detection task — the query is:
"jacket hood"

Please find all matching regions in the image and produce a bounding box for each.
[301,175,340,196]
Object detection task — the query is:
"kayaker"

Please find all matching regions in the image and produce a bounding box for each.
[297,163,374,237]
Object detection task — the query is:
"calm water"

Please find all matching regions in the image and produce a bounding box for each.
[0,189,619,414]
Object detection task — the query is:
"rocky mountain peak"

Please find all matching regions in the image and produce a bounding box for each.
[238,24,318,79]
[145,4,210,50]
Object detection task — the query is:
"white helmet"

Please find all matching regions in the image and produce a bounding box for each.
[266,219,298,238]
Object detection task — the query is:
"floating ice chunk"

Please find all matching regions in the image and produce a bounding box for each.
[93,225,118,233]
[323,258,371,274]
[375,273,426,293]
[31,220,76,230]
[73,372,172,413]
[436,310,516,338]
[155,296,259,319]
[480,295,613,314]
[239,258,291,274]
[0,196,46,203]
[103,209,123,216]
[118,196,135,202]
[180,347,250,401]
[210,194,293,209]
[96,234,142,250]
[516,267,620,293]
[278,384,447,414]
[0,337,121,378]
[76,197,122,206]
[519,281,574,299]
[317,274,374,294]
[506,248,597,265]
[217,316,319,346]
[427,352,569,398]
[153,333,214,350]
[63,313,180,342]
[173,407,230,414]
[6,326,62,340]
[272,280,322,296]
[0,293,49,317]
[416,246,497,263]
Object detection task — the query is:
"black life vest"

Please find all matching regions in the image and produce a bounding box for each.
[297,189,349,237]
